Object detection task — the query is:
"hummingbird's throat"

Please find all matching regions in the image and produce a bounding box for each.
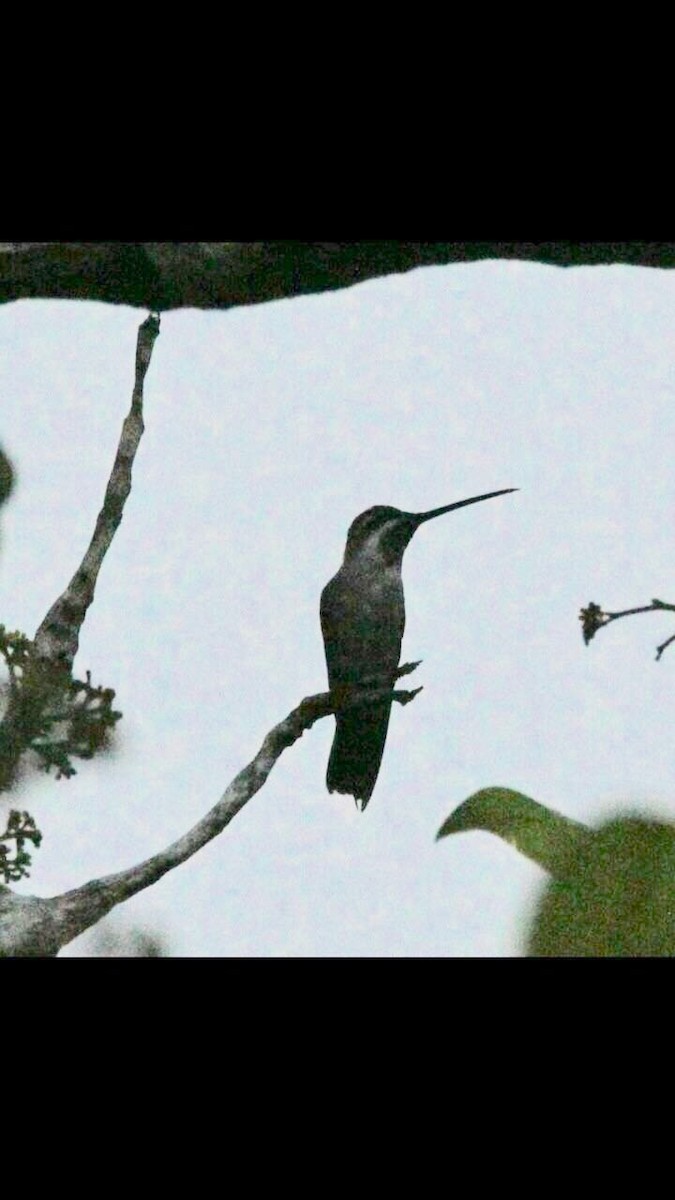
[377,518,417,565]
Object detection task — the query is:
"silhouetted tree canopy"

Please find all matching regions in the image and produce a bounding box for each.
[2,242,673,313]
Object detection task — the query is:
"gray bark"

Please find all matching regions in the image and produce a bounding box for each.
[2,242,674,313]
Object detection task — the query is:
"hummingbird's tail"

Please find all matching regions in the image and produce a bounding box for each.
[326,701,393,810]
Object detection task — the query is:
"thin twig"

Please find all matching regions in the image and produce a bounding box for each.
[580,597,675,660]
[656,634,675,662]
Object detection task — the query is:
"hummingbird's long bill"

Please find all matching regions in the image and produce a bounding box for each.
[414,488,518,525]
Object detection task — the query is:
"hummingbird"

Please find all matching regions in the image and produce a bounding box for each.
[320,489,517,809]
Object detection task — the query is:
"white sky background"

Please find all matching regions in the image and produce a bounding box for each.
[2,258,675,956]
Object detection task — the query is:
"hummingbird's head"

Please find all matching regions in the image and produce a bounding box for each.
[344,506,417,566]
[343,489,518,566]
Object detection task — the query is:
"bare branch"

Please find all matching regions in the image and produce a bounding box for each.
[3,243,675,313]
[33,312,160,669]
[0,314,160,791]
[0,679,422,955]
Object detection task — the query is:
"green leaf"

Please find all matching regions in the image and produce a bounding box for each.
[438,791,675,955]
[528,816,675,956]
[436,787,594,877]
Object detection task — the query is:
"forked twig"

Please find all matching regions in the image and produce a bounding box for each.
[580,598,675,661]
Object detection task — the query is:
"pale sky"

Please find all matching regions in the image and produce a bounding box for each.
[2,258,675,955]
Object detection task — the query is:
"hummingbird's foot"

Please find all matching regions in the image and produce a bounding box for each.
[341,661,422,691]
[392,685,423,706]
[395,660,422,679]
[338,684,423,709]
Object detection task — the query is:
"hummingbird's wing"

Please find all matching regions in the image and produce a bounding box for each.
[320,569,404,808]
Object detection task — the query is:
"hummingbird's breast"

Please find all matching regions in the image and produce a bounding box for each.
[320,558,405,687]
